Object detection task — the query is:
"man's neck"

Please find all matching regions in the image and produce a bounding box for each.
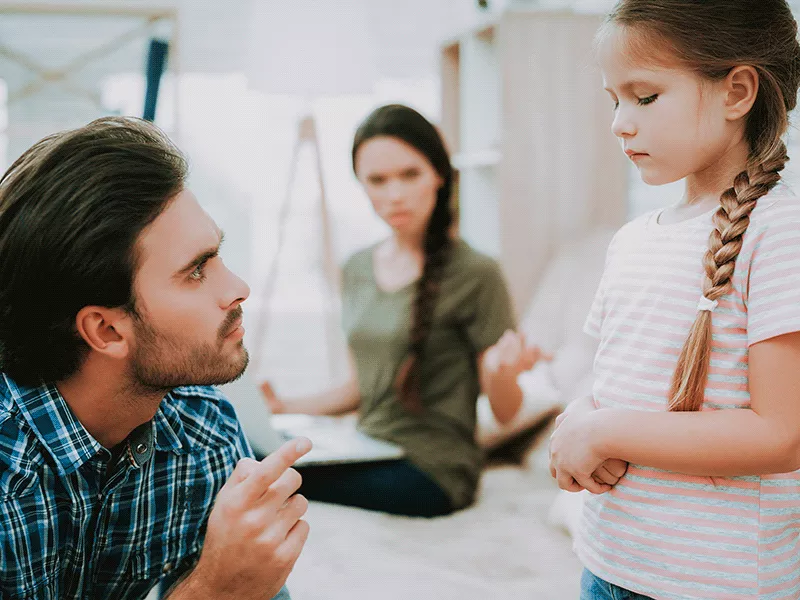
[57,358,166,449]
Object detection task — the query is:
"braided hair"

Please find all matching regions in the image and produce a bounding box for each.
[352,105,454,412]
[603,0,800,411]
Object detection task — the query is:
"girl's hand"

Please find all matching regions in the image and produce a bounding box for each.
[553,398,629,490]
[549,409,612,494]
[260,381,286,414]
[589,458,628,487]
[484,330,552,381]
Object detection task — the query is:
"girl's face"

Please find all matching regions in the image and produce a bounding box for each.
[354,136,443,240]
[598,26,739,186]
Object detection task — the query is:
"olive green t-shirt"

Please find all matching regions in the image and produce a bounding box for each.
[341,239,516,509]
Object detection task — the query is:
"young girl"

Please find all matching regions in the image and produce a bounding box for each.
[548,1,800,598]
[262,104,546,517]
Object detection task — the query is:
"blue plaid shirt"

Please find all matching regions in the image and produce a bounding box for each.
[0,374,291,600]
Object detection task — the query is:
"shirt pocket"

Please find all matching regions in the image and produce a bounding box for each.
[127,486,211,588]
[128,534,203,592]
[11,553,64,600]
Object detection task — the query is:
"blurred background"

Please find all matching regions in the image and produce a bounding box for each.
[2,0,799,399]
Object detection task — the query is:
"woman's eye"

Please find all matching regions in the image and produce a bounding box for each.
[638,94,658,106]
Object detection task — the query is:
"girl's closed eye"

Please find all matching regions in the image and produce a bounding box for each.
[612,94,658,110]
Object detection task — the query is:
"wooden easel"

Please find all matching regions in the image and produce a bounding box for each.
[250,114,342,379]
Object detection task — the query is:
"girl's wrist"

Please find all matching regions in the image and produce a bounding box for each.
[587,408,617,460]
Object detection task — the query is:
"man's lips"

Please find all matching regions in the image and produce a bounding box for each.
[225,318,243,337]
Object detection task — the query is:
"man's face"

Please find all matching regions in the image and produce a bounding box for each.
[128,189,250,390]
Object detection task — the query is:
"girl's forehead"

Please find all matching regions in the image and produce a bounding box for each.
[598,23,680,75]
[598,24,696,89]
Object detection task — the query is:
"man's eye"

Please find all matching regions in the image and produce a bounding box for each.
[189,263,207,282]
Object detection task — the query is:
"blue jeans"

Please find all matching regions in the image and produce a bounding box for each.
[581,569,654,600]
[295,459,454,517]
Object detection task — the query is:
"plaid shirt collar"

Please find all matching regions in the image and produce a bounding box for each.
[4,373,187,476]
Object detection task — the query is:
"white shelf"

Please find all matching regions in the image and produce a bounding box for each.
[441,10,629,311]
[451,148,502,169]
[459,167,501,259]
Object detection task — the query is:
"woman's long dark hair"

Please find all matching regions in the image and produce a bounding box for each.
[352,104,454,412]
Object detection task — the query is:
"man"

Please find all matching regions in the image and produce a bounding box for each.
[0,117,311,599]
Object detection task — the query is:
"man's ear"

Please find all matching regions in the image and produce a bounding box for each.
[74,306,133,360]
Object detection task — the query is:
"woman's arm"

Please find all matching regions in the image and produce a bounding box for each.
[478,330,550,424]
[550,331,800,486]
[261,350,361,416]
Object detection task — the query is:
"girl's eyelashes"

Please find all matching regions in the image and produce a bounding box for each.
[612,94,659,110]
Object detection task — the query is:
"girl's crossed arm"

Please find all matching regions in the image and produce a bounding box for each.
[550,331,800,490]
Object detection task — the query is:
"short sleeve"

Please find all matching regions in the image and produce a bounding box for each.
[583,235,616,340]
[583,278,605,340]
[339,251,367,335]
[746,213,800,345]
[464,260,516,352]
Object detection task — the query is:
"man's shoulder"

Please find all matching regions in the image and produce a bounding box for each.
[163,385,244,449]
[0,400,43,501]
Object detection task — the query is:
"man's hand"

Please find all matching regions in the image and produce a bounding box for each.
[174,438,312,600]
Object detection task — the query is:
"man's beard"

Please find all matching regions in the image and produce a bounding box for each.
[129,306,249,393]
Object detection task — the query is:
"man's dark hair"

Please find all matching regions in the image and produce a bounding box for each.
[0,117,188,386]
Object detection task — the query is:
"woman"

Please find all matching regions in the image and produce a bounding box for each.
[262,104,546,517]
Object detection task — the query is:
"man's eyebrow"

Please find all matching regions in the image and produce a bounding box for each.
[173,229,225,278]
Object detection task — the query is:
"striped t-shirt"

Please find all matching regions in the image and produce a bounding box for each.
[576,190,800,600]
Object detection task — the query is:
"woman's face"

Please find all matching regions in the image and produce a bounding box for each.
[354,136,444,240]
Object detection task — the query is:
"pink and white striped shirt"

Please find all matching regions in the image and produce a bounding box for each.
[577,189,800,600]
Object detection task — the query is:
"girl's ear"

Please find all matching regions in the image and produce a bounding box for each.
[723,65,759,121]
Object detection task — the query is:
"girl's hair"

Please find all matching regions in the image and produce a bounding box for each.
[603,0,800,411]
[352,104,454,412]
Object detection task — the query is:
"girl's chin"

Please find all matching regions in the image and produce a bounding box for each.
[637,166,682,187]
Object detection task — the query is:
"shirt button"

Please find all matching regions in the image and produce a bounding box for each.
[135,443,147,454]
[162,562,173,574]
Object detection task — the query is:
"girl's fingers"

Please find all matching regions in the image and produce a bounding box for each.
[575,474,611,495]
[604,459,629,478]
[592,466,620,486]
